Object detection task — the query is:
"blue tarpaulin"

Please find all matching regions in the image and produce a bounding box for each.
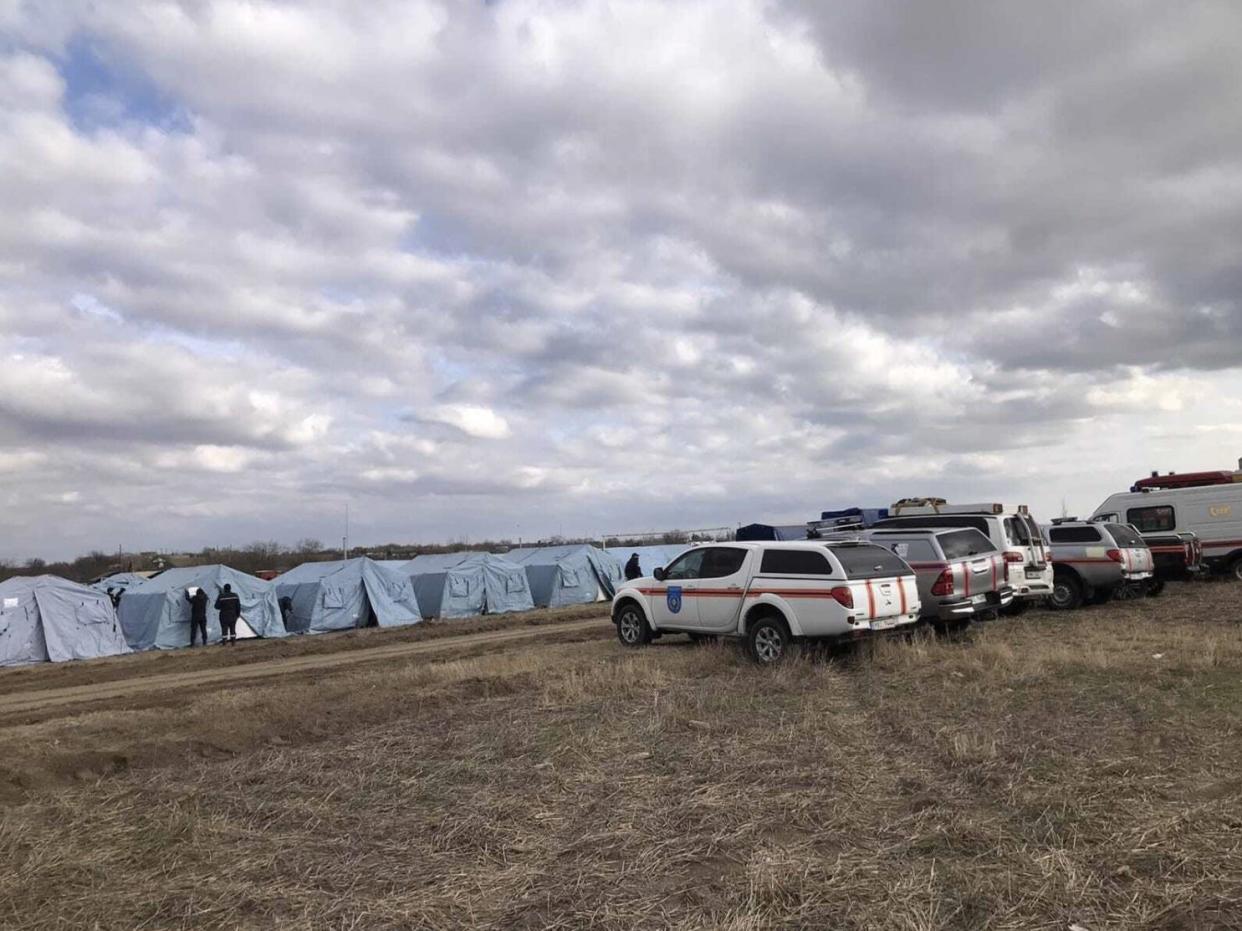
[274,557,422,634]
[383,552,534,619]
[120,565,287,650]
[0,575,131,666]
[500,545,623,607]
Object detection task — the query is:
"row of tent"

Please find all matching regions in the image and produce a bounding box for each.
[1,543,668,667]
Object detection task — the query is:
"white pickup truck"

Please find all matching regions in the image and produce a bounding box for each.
[611,540,922,664]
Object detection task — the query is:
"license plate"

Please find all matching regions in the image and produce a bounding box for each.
[971,594,988,604]
[1025,568,1044,578]
[871,616,901,630]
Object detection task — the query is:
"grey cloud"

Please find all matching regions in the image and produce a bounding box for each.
[1,0,1240,560]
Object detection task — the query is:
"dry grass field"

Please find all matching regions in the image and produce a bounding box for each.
[1,583,1240,929]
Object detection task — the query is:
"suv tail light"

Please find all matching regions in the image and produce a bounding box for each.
[931,569,954,596]
[1003,551,1022,580]
[829,586,854,609]
[1106,548,1123,563]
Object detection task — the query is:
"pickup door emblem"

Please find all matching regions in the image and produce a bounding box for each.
[667,586,683,614]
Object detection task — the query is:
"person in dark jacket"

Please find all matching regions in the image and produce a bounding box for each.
[185,587,209,646]
[215,583,242,645]
[624,553,642,580]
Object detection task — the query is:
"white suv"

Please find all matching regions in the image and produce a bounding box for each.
[872,501,1053,612]
[611,541,922,664]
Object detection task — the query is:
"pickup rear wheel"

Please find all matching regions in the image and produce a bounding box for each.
[615,603,652,648]
[1146,580,1166,598]
[1230,557,1242,582]
[746,615,790,665]
[1049,574,1083,611]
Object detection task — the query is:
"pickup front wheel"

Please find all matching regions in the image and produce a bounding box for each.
[615,604,652,648]
[746,615,790,665]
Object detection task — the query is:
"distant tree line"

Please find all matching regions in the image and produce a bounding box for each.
[0,538,330,585]
[0,529,718,585]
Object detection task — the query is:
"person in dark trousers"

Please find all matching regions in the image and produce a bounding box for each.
[625,553,642,580]
[215,583,242,645]
[185,587,209,647]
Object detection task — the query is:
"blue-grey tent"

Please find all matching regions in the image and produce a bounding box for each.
[90,572,151,597]
[273,557,422,634]
[119,565,286,650]
[0,575,131,666]
[383,552,534,619]
[606,545,691,579]
[500,545,623,608]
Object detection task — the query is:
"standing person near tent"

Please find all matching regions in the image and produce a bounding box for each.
[185,586,209,647]
[625,553,642,580]
[215,583,242,646]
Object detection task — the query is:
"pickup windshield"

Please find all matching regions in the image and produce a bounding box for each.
[938,529,996,560]
[830,544,910,580]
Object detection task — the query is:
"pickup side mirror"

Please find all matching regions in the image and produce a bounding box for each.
[653,567,666,582]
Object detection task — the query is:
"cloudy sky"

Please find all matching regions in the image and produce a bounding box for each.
[2,1,1241,560]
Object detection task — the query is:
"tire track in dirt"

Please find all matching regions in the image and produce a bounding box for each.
[0,618,608,718]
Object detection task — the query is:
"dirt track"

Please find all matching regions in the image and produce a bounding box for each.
[0,617,606,718]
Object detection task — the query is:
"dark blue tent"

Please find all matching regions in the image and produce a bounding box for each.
[735,523,809,541]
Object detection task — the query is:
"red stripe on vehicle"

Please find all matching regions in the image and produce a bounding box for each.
[864,580,876,618]
[963,565,971,598]
[898,578,908,614]
[748,589,841,599]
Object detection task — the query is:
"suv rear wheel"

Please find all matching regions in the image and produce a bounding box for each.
[1049,574,1083,611]
[746,615,790,665]
[1231,556,1242,582]
[615,603,652,648]
[1146,580,1166,598]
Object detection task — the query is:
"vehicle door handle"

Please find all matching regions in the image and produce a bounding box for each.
[726,585,741,591]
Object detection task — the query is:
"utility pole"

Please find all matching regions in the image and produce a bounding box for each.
[342,501,350,559]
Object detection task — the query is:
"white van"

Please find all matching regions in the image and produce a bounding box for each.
[1092,482,1242,579]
